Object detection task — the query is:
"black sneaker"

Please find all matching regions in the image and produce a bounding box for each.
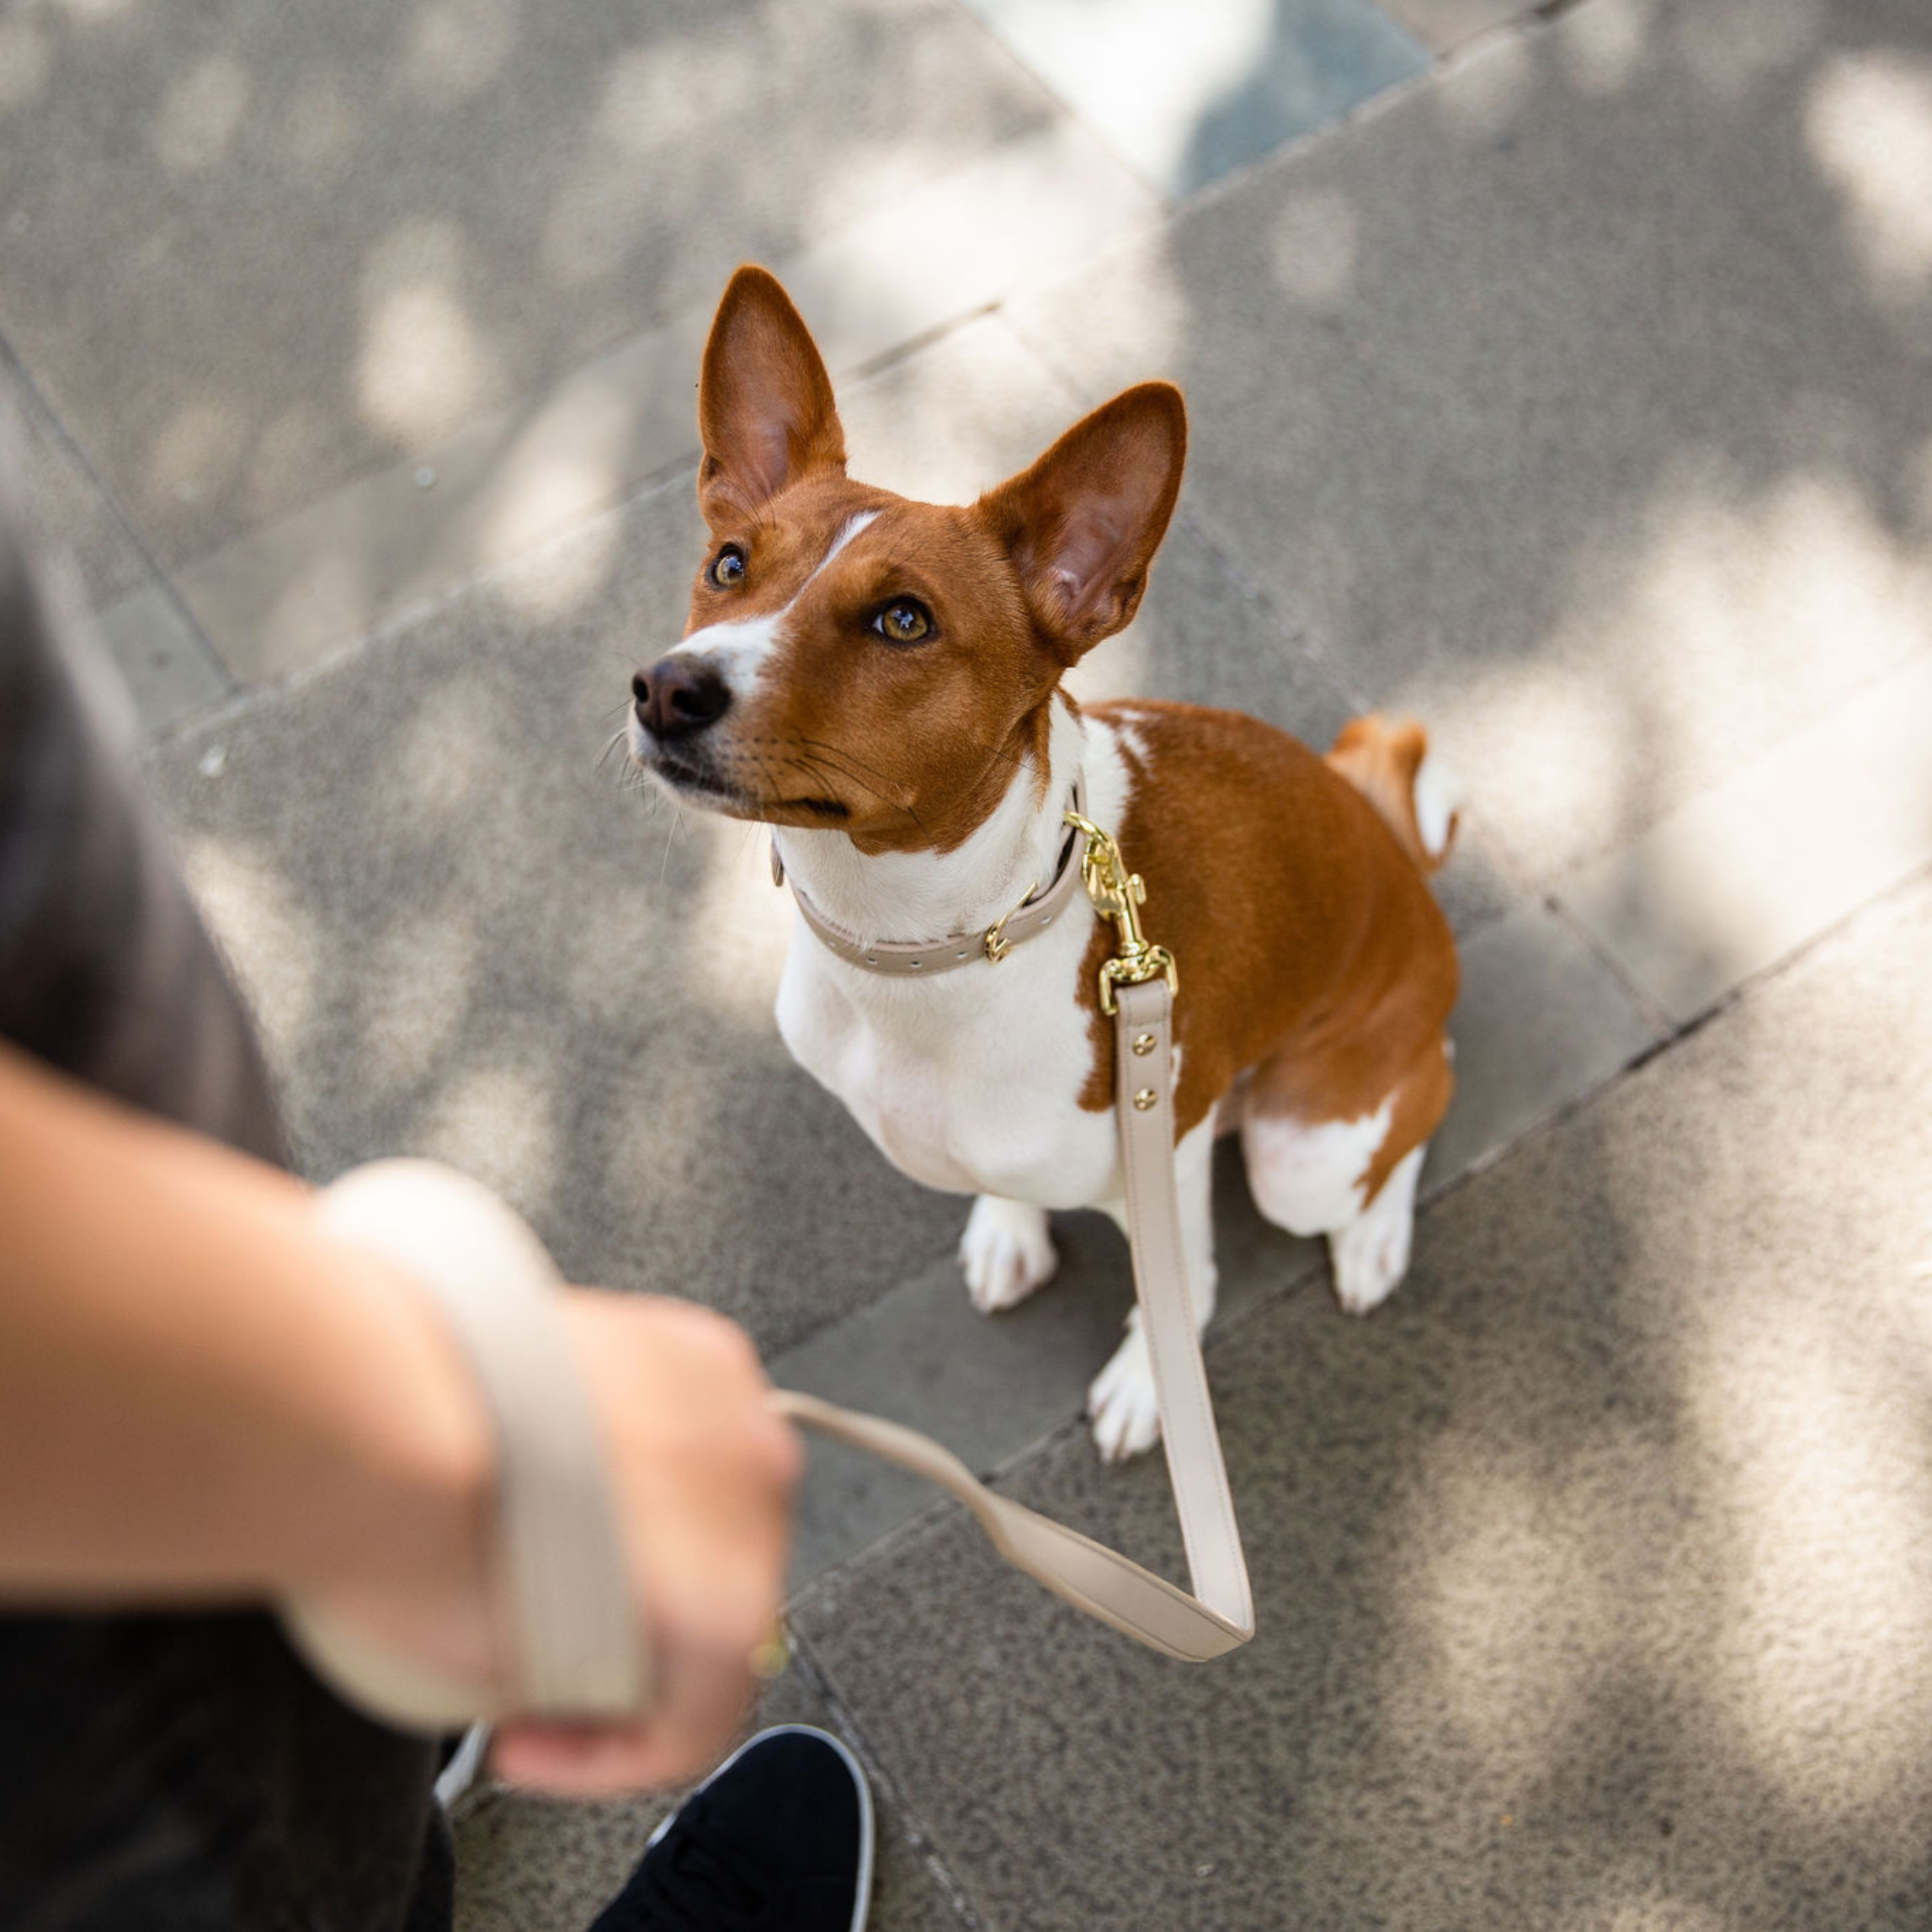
[588,1725,875,1932]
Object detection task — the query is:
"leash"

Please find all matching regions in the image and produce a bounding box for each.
[774,803,1250,1659]
[286,804,1253,1729]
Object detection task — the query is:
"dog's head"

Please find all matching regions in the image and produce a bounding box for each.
[627,266,1186,855]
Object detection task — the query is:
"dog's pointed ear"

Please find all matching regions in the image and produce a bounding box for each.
[697,267,846,523]
[977,383,1186,664]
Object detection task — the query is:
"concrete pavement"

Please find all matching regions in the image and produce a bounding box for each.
[7,0,1932,1923]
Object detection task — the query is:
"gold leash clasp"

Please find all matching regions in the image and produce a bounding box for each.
[1065,810,1179,1015]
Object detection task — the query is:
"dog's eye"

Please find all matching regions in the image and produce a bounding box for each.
[708,545,747,589]
[873,599,932,645]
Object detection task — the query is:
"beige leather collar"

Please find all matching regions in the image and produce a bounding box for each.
[773,777,1089,977]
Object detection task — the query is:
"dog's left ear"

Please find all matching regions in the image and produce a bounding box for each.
[697,266,847,524]
[977,383,1186,664]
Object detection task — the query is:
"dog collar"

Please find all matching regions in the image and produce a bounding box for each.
[772,776,1089,977]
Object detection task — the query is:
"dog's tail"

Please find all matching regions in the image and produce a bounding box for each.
[1325,715,1460,875]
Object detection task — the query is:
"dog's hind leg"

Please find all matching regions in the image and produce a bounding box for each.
[1328,1139,1426,1315]
[1242,1031,1453,1317]
[960,1195,1058,1314]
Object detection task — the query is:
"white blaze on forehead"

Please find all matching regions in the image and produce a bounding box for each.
[809,509,880,583]
[669,510,880,697]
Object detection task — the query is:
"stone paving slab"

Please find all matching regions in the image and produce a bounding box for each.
[1002,0,1932,886]
[957,0,1427,198]
[172,132,1156,684]
[3,357,232,729]
[89,581,232,735]
[3,355,149,614]
[454,1663,969,1932]
[1429,898,1663,1180]
[1557,648,1932,1028]
[793,866,1932,1932]
[0,0,1073,570]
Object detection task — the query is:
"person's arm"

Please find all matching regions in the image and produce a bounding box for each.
[0,1039,798,1789]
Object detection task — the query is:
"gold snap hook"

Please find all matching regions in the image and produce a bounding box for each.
[1067,807,1179,1016]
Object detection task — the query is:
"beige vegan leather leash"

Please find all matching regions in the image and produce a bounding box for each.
[285,803,1251,1731]
[775,799,1253,1658]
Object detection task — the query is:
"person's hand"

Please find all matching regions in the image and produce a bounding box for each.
[296,1279,800,1794]
[491,1291,802,1791]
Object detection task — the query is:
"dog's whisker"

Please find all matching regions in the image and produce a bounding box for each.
[792,737,898,792]
[657,807,681,888]
[788,737,944,836]
[785,742,903,812]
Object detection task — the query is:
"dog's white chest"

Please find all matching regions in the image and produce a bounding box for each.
[774,928,1119,1209]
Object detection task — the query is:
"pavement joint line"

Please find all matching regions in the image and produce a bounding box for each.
[137,455,710,754]
[784,1626,992,1931]
[1094,0,1471,229]
[1,329,235,716]
[1100,0,1593,239]
[1615,850,1932,1079]
[1552,647,1932,1029]
[1541,888,1678,1044]
[790,1476,969,1610]
[1166,503,1323,668]
[841,298,1009,386]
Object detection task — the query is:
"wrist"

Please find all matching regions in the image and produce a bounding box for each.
[282,1240,502,1681]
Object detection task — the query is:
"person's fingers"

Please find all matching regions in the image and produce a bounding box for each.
[491,1716,715,1795]
[491,1635,758,1793]
[470,1293,796,1795]
[359,1291,799,1799]
[638,1632,761,1783]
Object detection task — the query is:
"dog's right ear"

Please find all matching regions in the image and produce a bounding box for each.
[697,267,846,524]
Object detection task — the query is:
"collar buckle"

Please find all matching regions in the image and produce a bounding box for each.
[982,880,1038,965]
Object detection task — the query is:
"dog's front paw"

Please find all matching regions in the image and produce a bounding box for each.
[1088,1323,1163,1462]
[960,1195,1058,1315]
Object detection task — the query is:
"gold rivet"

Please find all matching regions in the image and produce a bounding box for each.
[1133,1088,1157,1111]
[1132,1031,1156,1056]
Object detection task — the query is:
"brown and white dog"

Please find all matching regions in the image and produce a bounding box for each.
[629,267,1460,1460]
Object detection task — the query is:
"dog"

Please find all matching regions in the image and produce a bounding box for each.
[628,266,1460,1461]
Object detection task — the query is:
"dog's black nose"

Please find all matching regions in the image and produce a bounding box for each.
[632,657,731,740]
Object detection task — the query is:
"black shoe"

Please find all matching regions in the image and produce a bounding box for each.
[588,1725,874,1932]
